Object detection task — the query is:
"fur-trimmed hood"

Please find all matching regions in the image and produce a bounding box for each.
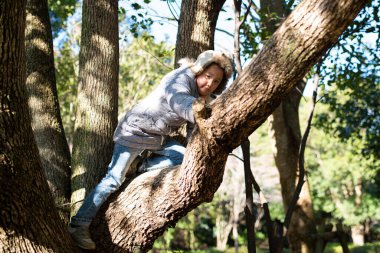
[179,50,234,95]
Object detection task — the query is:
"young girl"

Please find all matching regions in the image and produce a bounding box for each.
[68,50,233,249]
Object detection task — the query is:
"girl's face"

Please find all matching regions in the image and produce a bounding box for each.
[196,64,224,98]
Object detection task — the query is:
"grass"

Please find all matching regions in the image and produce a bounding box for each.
[324,241,380,253]
[151,242,380,253]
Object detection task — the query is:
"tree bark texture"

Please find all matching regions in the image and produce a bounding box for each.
[25,0,72,223]
[71,0,119,214]
[0,1,77,251]
[260,0,317,251]
[174,0,226,65]
[91,0,367,251]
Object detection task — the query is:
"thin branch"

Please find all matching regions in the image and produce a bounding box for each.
[286,0,296,15]
[276,62,321,253]
[242,140,256,253]
[243,0,260,17]
[228,153,244,162]
[215,27,235,38]
[166,0,179,21]
[239,0,253,27]
[233,0,243,73]
[136,40,173,70]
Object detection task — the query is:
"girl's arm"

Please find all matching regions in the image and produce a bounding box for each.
[165,75,197,124]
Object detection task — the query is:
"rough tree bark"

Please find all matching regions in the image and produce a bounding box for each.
[260,0,317,252]
[70,0,119,214]
[25,0,72,223]
[88,0,367,251]
[174,0,226,64]
[0,1,77,251]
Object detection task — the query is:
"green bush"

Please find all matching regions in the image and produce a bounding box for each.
[324,242,380,253]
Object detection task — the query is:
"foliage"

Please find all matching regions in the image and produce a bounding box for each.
[118,33,174,114]
[325,241,380,253]
[48,0,76,37]
[305,102,380,227]
[317,0,380,159]
[152,202,218,251]
[55,39,78,146]
[119,0,154,39]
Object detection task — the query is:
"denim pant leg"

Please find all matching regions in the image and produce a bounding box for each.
[71,143,143,226]
[142,138,185,172]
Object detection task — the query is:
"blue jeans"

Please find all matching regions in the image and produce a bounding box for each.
[71,138,185,226]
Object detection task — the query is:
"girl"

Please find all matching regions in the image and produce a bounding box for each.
[69,50,233,249]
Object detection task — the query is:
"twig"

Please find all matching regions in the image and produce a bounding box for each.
[242,140,256,253]
[228,153,244,162]
[276,62,321,253]
[136,40,173,70]
[166,0,179,21]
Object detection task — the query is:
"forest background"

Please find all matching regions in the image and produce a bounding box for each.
[1,0,379,252]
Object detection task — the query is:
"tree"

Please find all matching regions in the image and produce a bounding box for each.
[174,0,226,63]
[0,0,76,251]
[215,149,246,251]
[90,0,368,251]
[70,0,119,214]
[25,0,72,223]
[259,0,317,251]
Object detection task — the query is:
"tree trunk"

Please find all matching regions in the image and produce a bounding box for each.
[174,0,226,64]
[25,0,72,223]
[352,182,364,245]
[91,0,367,252]
[71,0,119,214]
[216,214,233,250]
[0,1,77,251]
[260,0,317,251]
[268,84,317,252]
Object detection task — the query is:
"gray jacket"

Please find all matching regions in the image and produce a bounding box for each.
[113,66,198,150]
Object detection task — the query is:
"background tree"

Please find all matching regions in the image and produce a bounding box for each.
[215,149,246,251]
[90,0,368,251]
[0,0,76,251]
[25,0,72,223]
[259,0,317,251]
[174,0,226,63]
[70,0,119,214]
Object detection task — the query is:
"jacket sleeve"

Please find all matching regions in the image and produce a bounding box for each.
[165,74,196,124]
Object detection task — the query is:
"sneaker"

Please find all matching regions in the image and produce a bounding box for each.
[137,161,146,173]
[68,224,96,250]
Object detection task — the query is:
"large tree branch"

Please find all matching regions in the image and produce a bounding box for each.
[92,0,368,252]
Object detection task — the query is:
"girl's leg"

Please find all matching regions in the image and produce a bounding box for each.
[71,143,143,226]
[139,138,185,172]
